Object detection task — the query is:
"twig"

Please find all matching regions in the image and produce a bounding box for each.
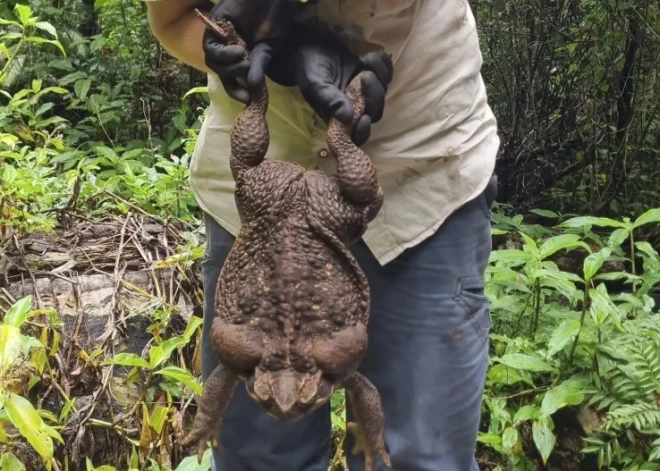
[194,9,231,40]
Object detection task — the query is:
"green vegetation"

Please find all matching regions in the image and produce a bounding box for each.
[1,1,658,470]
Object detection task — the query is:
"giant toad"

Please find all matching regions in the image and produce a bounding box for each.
[181,13,390,471]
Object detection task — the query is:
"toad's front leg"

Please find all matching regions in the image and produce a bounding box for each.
[327,72,384,223]
[344,372,391,471]
[179,363,239,463]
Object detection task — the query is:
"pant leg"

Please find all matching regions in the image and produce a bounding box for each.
[345,178,496,471]
[200,213,332,471]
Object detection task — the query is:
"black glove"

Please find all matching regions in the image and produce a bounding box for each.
[201,0,316,103]
[267,25,394,146]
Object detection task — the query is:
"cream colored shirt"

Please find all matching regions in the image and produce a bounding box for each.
[190,0,500,265]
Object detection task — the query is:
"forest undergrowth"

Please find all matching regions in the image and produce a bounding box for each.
[1,3,660,471]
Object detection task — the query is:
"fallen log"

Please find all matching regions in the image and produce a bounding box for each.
[0,212,206,470]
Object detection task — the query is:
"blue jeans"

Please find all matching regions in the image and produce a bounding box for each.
[200,176,495,471]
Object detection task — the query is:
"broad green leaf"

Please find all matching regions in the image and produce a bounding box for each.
[15,5,33,26]
[103,352,150,369]
[477,433,501,445]
[583,248,612,281]
[35,22,58,39]
[541,382,584,417]
[4,393,58,467]
[149,337,187,369]
[548,319,581,357]
[173,448,212,471]
[0,453,26,471]
[155,366,202,394]
[487,364,533,386]
[502,427,518,450]
[2,164,18,185]
[3,296,32,327]
[520,232,540,257]
[25,37,66,56]
[513,405,540,424]
[489,249,533,266]
[635,242,659,259]
[539,234,590,259]
[74,78,92,100]
[561,216,627,229]
[633,208,660,228]
[496,354,556,372]
[532,418,556,464]
[608,228,629,248]
[183,86,209,99]
[0,19,22,27]
[148,405,169,434]
[529,209,559,219]
[0,325,23,375]
[182,316,203,341]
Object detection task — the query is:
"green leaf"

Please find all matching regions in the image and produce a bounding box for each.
[608,228,629,248]
[530,209,559,219]
[4,393,58,465]
[0,453,26,471]
[520,232,540,257]
[533,418,556,464]
[496,354,556,372]
[487,364,533,386]
[633,208,660,228]
[148,405,169,434]
[514,405,540,424]
[103,353,150,369]
[583,248,612,281]
[502,427,519,450]
[149,337,186,369]
[0,325,23,375]
[538,234,590,260]
[541,382,584,417]
[183,86,208,99]
[561,216,627,229]
[3,296,32,327]
[182,316,203,341]
[489,249,533,266]
[173,448,212,471]
[35,22,57,39]
[25,37,66,56]
[155,366,202,395]
[74,78,92,100]
[548,320,581,357]
[635,242,659,259]
[15,5,33,26]
[2,164,18,185]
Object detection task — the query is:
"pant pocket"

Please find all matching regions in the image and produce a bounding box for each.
[455,275,491,347]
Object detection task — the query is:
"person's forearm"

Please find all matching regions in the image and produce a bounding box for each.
[146,0,213,73]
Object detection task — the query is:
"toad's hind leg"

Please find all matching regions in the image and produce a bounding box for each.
[344,372,391,471]
[179,363,239,462]
[327,73,384,222]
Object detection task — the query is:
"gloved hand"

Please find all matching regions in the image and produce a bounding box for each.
[268,25,394,146]
[202,0,316,103]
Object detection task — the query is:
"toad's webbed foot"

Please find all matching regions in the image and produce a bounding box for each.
[327,73,384,223]
[179,363,239,463]
[345,372,391,471]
